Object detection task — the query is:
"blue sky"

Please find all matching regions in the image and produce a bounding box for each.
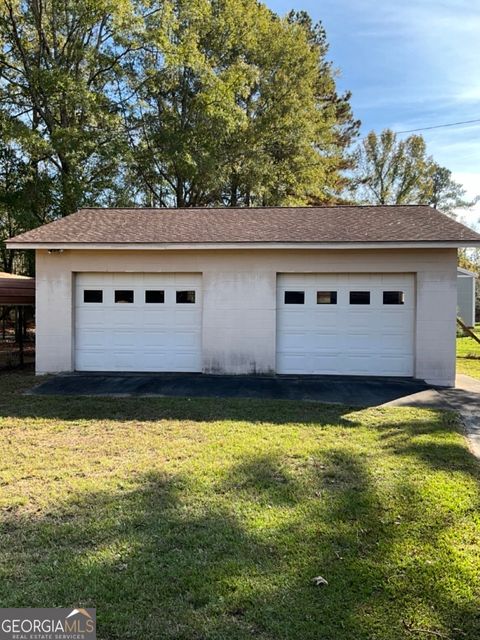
[265,0,480,225]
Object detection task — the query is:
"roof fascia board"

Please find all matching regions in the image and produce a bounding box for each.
[457,267,478,277]
[6,241,480,250]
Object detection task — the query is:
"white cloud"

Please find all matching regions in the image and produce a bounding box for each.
[367,2,480,104]
[452,172,480,229]
[452,172,480,197]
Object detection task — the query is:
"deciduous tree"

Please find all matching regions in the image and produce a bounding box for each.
[351,129,477,216]
[119,0,359,207]
[0,0,135,217]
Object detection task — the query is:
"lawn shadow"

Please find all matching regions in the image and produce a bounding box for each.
[1,452,479,639]
[1,372,479,637]
[0,469,274,638]
[220,453,304,506]
[373,412,480,479]
[251,447,480,639]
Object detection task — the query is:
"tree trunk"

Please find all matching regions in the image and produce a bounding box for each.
[176,178,185,207]
[58,155,78,216]
[229,175,238,207]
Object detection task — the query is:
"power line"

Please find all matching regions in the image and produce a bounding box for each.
[395,118,480,134]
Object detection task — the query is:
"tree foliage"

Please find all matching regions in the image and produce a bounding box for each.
[118,3,359,207]
[0,2,475,275]
[0,0,135,215]
[351,129,477,215]
[0,0,139,270]
[0,0,361,271]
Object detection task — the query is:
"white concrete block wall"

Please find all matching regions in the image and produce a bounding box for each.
[415,268,457,385]
[35,247,458,385]
[35,260,74,372]
[201,270,276,374]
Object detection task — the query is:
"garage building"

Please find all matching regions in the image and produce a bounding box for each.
[7,205,480,386]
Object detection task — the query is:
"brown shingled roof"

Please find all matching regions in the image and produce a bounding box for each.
[7,205,480,246]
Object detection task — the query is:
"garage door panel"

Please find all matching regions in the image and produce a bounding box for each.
[75,350,107,371]
[110,352,137,370]
[110,330,138,349]
[110,307,137,322]
[306,311,337,328]
[281,313,309,330]
[75,307,106,323]
[310,333,341,349]
[311,319,341,333]
[165,352,199,370]
[285,330,342,350]
[174,314,200,329]
[281,332,309,349]
[375,355,413,376]
[173,331,200,348]
[277,353,309,373]
[346,312,372,327]
[75,273,202,372]
[136,354,169,371]
[310,354,343,374]
[277,273,415,376]
[343,333,374,350]
[379,311,410,328]
[343,355,372,375]
[142,313,169,327]
[75,330,106,348]
[345,274,376,286]
[142,328,170,343]
[143,311,180,327]
[378,331,413,351]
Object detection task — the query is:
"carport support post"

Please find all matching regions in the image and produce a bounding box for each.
[17,306,24,367]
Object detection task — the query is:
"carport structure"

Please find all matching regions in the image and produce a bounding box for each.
[0,272,35,366]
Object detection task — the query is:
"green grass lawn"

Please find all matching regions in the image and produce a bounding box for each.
[0,372,480,640]
[457,322,480,379]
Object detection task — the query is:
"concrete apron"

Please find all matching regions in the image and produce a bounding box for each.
[383,374,480,459]
[443,375,480,459]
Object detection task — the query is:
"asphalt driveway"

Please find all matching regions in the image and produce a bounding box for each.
[30,372,437,407]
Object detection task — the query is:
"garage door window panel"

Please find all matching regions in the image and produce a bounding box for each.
[145,290,165,304]
[176,290,196,304]
[349,291,370,305]
[317,291,337,305]
[383,291,405,305]
[83,290,103,303]
[284,291,305,304]
[115,290,134,304]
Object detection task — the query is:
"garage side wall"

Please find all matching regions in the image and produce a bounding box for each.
[415,268,457,386]
[35,248,458,385]
[35,255,74,373]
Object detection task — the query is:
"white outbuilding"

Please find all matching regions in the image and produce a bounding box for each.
[7,205,480,386]
[457,267,477,328]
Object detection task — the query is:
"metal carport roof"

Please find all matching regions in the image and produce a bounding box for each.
[0,272,35,306]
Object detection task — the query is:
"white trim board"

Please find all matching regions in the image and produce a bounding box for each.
[7,241,480,250]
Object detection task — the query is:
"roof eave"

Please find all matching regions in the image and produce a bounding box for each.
[6,241,480,250]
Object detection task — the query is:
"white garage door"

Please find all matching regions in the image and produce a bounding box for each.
[276,274,415,376]
[75,273,202,372]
